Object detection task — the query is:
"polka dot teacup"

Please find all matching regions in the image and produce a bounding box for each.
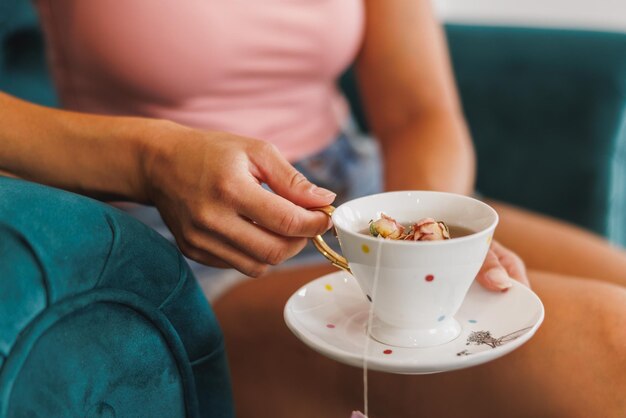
[313,191,498,348]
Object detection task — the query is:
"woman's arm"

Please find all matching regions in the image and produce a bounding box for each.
[0,92,150,201]
[357,0,475,195]
[0,92,335,276]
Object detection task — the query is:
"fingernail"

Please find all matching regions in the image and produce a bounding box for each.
[485,268,513,291]
[311,185,336,199]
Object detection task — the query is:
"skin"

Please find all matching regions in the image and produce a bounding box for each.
[212,0,626,416]
[490,200,626,288]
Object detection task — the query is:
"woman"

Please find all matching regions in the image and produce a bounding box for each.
[1,0,624,416]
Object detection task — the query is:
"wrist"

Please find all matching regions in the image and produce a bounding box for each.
[134,118,187,204]
[65,114,174,203]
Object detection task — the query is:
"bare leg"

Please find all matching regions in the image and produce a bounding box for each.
[214,264,626,418]
[488,200,626,287]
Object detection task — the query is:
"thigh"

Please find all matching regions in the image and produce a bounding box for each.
[367,269,626,418]
[488,200,626,288]
[214,264,626,418]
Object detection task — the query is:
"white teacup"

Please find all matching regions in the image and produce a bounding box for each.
[313,191,498,348]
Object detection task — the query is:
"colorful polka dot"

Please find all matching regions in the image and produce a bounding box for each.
[325,284,333,291]
[437,315,446,322]
[425,274,434,282]
[468,319,477,324]
[326,324,336,329]
[366,295,372,302]
[361,244,370,254]
[383,349,393,355]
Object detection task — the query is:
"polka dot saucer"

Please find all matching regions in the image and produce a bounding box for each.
[284,271,544,374]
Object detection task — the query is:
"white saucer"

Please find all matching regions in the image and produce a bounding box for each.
[284,271,544,374]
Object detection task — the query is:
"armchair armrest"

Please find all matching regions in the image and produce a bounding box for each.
[0,177,234,417]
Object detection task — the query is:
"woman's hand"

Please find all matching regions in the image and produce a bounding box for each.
[0,93,331,277]
[141,121,335,277]
[476,240,530,291]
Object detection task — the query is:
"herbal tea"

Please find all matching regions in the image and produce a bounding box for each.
[364,213,474,241]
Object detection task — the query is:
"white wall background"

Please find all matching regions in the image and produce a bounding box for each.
[434,0,626,33]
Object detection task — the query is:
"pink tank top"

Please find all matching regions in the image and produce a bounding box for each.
[35,0,364,161]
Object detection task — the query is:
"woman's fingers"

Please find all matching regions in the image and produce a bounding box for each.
[491,240,530,287]
[476,240,530,291]
[179,220,306,277]
[236,184,333,238]
[189,212,310,266]
[198,140,334,238]
[248,141,336,209]
[180,242,268,278]
[476,248,514,292]
[161,210,261,274]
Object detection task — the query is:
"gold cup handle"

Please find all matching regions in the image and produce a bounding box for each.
[311,205,351,272]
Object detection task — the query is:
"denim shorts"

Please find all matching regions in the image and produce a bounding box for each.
[121,125,383,300]
[293,128,383,207]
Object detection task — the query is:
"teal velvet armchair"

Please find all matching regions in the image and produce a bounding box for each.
[0,177,234,417]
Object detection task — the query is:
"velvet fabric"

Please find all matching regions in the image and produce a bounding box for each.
[0,1,57,107]
[0,177,234,417]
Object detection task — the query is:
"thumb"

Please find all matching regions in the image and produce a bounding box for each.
[251,143,336,208]
[476,248,514,292]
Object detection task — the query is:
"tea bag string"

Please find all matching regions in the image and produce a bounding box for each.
[362,238,384,417]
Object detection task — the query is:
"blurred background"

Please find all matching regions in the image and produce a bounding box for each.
[432,0,626,246]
